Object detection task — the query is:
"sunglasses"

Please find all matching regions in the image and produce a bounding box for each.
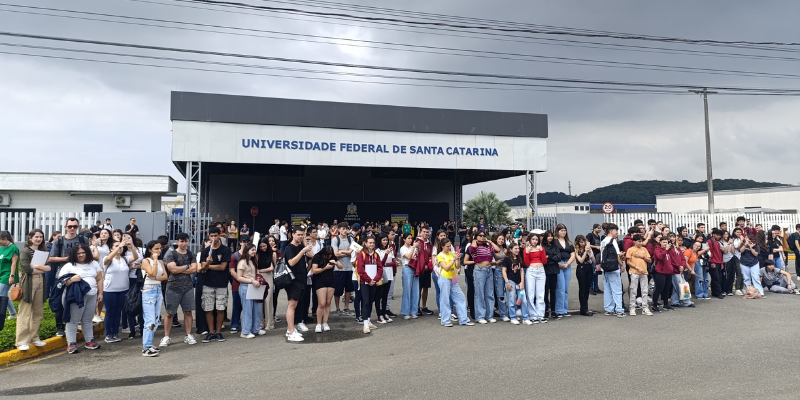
[66,225,79,229]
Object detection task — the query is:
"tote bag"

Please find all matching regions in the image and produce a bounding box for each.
[678,275,692,301]
[273,255,295,290]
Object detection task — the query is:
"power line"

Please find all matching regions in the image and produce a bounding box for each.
[2,30,798,94]
[127,0,800,61]
[4,5,800,81]
[179,0,800,48]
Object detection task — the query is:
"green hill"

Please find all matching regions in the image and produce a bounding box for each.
[505,179,784,206]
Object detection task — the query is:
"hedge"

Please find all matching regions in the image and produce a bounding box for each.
[0,301,58,352]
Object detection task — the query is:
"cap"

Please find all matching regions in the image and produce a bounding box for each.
[239,234,251,242]
[352,223,361,230]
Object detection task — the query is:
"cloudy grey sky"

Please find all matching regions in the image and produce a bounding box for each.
[1,0,798,201]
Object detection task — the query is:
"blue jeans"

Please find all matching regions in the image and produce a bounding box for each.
[401,267,419,316]
[525,267,546,320]
[492,268,508,319]
[603,270,623,313]
[506,284,528,320]
[238,284,262,335]
[142,285,162,350]
[103,291,126,336]
[740,262,764,295]
[555,266,571,315]
[670,274,692,306]
[473,267,494,321]
[280,240,289,254]
[694,262,709,298]
[231,288,242,329]
[432,270,441,314]
[438,276,469,325]
[774,257,783,271]
[0,283,17,316]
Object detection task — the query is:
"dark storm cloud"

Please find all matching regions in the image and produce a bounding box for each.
[0,0,798,198]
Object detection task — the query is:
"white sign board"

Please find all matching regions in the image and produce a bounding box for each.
[172,121,547,172]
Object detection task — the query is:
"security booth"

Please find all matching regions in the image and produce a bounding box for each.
[170,91,547,248]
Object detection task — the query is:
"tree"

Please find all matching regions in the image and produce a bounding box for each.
[464,191,511,227]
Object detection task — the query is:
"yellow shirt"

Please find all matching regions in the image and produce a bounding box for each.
[436,252,457,279]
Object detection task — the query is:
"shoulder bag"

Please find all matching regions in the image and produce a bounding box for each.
[273,254,295,290]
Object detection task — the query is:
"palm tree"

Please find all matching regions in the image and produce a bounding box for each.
[464,191,511,228]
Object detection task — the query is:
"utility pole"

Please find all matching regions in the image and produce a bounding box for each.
[689,88,718,214]
[568,181,572,197]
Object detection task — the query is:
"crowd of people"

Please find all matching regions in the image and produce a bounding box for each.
[0,216,797,356]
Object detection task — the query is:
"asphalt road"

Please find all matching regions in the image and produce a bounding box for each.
[2,261,799,399]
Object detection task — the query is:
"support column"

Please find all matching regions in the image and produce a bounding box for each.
[453,170,462,244]
[527,171,538,230]
[184,161,205,253]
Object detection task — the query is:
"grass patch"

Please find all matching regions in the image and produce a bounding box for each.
[0,301,58,352]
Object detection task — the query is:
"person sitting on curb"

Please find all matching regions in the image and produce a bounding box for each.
[760,260,799,295]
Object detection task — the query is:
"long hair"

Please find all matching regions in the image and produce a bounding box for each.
[241,243,256,266]
[436,238,452,254]
[525,232,540,247]
[143,240,160,259]
[433,229,446,249]
[554,223,572,246]
[376,233,389,251]
[506,242,522,265]
[755,231,768,251]
[542,230,555,246]
[257,238,274,266]
[574,235,587,256]
[25,229,47,251]
[67,243,93,265]
[316,245,335,264]
[49,231,61,243]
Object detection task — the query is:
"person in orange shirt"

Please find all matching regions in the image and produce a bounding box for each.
[625,234,652,316]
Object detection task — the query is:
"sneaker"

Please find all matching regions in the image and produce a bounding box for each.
[142,347,159,357]
[596,289,604,293]
[368,323,378,330]
[336,310,343,317]
[410,314,418,319]
[67,342,78,354]
[502,316,511,322]
[563,313,572,317]
[32,340,47,347]
[477,319,488,324]
[216,333,226,342]
[421,308,434,315]
[296,322,309,332]
[258,329,267,335]
[386,311,397,318]
[159,337,171,347]
[604,312,614,316]
[112,335,122,342]
[173,320,182,327]
[523,319,533,325]
[273,316,281,323]
[384,315,393,323]
[652,306,662,313]
[17,344,29,351]
[643,309,653,316]
[377,316,387,324]
[532,319,540,324]
[488,318,497,323]
[7,314,17,320]
[355,317,364,324]
[202,333,214,343]
[735,290,744,296]
[794,290,800,295]
[664,306,675,311]
[56,329,65,337]
[322,323,330,331]
[184,334,197,345]
[510,319,520,325]
[84,339,100,350]
[128,331,136,340]
[105,335,115,343]
[451,314,458,321]
[540,317,548,323]
[241,333,256,339]
[403,315,411,320]
[363,325,371,334]
[555,314,563,320]
[342,309,354,316]
[443,322,453,327]
[92,315,103,324]
[287,331,304,342]
[629,310,636,316]
[230,327,238,333]
[616,313,626,318]
[315,324,323,333]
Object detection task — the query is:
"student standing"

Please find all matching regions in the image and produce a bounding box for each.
[58,244,103,354]
[198,227,232,343]
[625,234,653,316]
[161,233,198,347]
[491,234,509,322]
[284,227,314,342]
[651,237,674,313]
[256,238,276,331]
[502,242,530,325]
[523,234,547,322]
[311,245,339,332]
[332,223,355,317]
[707,229,726,299]
[721,230,735,296]
[599,224,625,317]
[234,244,262,339]
[554,224,575,318]
[586,224,603,295]
[13,229,51,351]
[227,221,239,251]
[0,231,19,322]
[573,235,595,317]
[102,234,139,343]
[355,237,384,333]
[436,239,473,327]
[542,231,561,319]
[729,228,746,296]
[375,234,396,324]
[47,218,88,337]
[738,234,764,296]
[464,231,501,324]
[140,241,167,356]
[399,233,419,319]
[411,226,434,316]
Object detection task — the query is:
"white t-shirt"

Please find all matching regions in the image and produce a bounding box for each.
[130,247,144,278]
[279,226,288,241]
[104,256,131,292]
[59,261,102,296]
[399,246,412,267]
[97,244,110,266]
[733,238,743,259]
[142,259,164,286]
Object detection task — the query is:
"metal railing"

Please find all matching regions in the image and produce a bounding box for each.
[604,212,799,236]
[0,212,99,243]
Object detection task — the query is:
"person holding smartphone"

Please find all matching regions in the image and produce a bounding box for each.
[102,233,139,343]
[738,234,764,296]
[311,245,340,332]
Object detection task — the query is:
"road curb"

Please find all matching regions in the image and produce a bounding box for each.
[0,322,105,365]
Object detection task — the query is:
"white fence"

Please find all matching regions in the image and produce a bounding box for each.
[604,213,800,236]
[530,213,558,231]
[0,212,100,243]
[166,213,212,252]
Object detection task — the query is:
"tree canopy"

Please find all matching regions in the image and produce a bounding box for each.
[465,191,511,226]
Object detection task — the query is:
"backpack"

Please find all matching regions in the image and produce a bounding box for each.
[600,241,620,272]
[788,233,798,253]
[54,234,88,257]
[273,253,294,290]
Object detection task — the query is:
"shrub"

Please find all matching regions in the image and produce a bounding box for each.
[0,301,57,352]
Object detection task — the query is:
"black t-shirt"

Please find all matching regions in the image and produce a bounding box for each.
[789,232,800,251]
[125,224,139,236]
[502,256,523,284]
[556,239,575,262]
[311,253,335,285]
[90,226,101,235]
[200,245,232,288]
[586,232,603,257]
[283,243,308,284]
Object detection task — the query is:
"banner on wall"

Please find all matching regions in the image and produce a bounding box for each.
[391,214,408,224]
[291,214,310,226]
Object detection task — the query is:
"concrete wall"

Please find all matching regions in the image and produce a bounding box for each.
[557,214,605,239]
[0,191,161,213]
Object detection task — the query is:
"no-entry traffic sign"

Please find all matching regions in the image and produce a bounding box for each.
[602,202,614,214]
[250,206,259,217]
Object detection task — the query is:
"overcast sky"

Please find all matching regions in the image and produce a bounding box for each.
[2,0,798,202]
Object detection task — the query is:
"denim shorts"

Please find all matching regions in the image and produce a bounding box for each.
[165,288,195,314]
[201,286,228,311]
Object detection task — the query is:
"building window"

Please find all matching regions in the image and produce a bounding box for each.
[574,206,579,211]
[83,204,103,213]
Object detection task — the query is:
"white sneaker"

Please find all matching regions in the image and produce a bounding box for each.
[488,318,497,323]
[7,314,17,320]
[287,331,304,342]
[735,290,744,296]
[384,315,393,323]
[477,319,488,324]
[315,324,323,333]
[523,319,534,325]
[502,316,511,322]
[410,314,418,319]
[363,325,371,334]
[184,335,197,345]
[159,337,171,347]
[32,340,47,347]
[643,309,653,316]
[257,329,267,335]
[322,323,330,331]
[403,315,411,320]
[368,323,378,330]
[92,315,103,323]
[510,319,520,325]
[629,310,636,316]
[241,333,255,339]
[377,316,387,324]
[296,322,309,332]
[17,344,29,351]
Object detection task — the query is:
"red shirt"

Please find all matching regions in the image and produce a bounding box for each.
[707,238,723,264]
[654,246,673,275]
[523,247,547,266]
[355,249,384,284]
[669,246,686,274]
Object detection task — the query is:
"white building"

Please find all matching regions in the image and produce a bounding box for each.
[0,172,178,214]
[656,186,800,214]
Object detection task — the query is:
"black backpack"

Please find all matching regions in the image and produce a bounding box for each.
[600,241,620,272]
